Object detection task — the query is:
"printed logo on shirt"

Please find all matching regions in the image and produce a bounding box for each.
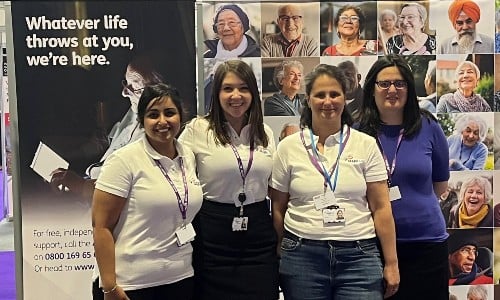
[190,178,201,186]
[345,154,364,164]
[256,146,272,156]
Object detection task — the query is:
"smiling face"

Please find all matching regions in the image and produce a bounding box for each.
[216,9,244,51]
[398,6,424,36]
[374,66,408,118]
[219,71,252,125]
[461,121,480,147]
[449,245,476,274]
[338,9,360,39]
[277,5,304,41]
[457,64,478,94]
[143,96,181,151]
[281,66,302,94]
[463,183,486,215]
[308,74,345,126]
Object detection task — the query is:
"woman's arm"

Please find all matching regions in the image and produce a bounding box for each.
[92,189,127,298]
[366,180,399,298]
[271,187,289,257]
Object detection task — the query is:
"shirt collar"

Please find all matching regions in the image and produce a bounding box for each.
[142,136,185,166]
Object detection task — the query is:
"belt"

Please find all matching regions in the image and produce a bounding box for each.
[284,230,377,247]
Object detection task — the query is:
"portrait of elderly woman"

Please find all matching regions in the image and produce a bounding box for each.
[448,113,490,171]
[448,175,493,228]
[378,9,400,53]
[264,60,305,116]
[204,4,260,58]
[322,4,377,56]
[437,61,491,113]
[386,2,436,55]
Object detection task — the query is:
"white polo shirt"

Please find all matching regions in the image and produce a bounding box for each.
[179,117,275,204]
[95,135,203,290]
[272,125,387,241]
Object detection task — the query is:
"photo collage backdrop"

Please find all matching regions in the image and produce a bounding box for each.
[198,1,500,298]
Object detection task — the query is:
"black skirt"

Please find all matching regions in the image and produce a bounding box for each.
[192,200,279,300]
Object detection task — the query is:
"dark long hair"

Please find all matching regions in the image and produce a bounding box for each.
[137,83,185,129]
[357,54,433,138]
[206,60,268,147]
[300,64,353,129]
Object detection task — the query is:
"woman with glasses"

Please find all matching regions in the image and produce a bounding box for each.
[436,61,491,113]
[357,54,449,299]
[204,4,260,58]
[49,53,164,198]
[385,3,435,55]
[272,63,399,300]
[448,176,493,228]
[323,5,377,56]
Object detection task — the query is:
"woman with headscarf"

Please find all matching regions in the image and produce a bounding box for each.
[386,3,435,55]
[437,61,491,113]
[322,5,377,56]
[448,113,489,171]
[448,176,493,228]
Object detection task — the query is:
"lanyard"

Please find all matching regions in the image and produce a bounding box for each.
[376,129,404,186]
[229,143,254,191]
[300,126,350,193]
[155,158,189,221]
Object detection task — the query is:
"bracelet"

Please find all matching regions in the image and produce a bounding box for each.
[102,284,118,294]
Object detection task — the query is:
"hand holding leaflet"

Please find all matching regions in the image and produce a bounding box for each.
[30,141,69,183]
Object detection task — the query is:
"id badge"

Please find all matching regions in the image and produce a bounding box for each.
[175,223,196,246]
[234,189,255,207]
[389,186,402,201]
[232,217,249,231]
[313,189,336,210]
[322,207,345,224]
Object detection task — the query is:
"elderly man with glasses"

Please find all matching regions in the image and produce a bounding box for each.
[448,231,493,285]
[438,0,493,54]
[261,4,319,57]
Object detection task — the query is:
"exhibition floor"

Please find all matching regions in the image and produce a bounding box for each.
[0,218,15,300]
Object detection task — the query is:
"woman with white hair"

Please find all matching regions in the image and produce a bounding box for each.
[467,285,488,300]
[264,60,305,116]
[448,113,488,171]
[437,61,491,113]
[378,9,400,52]
[448,175,493,228]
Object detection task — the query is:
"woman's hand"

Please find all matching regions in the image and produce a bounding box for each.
[383,263,400,299]
[49,168,85,194]
[104,285,130,300]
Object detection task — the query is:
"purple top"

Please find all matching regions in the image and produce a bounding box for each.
[378,117,449,242]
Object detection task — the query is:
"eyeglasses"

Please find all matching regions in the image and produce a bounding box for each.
[216,21,241,30]
[398,14,418,22]
[339,15,360,23]
[455,18,474,26]
[375,80,407,90]
[278,15,302,23]
[459,246,478,257]
[122,80,145,97]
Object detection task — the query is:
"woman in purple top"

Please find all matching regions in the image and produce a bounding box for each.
[357,54,449,300]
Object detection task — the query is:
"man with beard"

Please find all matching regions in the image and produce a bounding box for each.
[438,0,493,54]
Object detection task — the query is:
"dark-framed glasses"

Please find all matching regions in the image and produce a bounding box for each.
[278,15,302,22]
[121,80,145,96]
[339,15,360,23]
[375,80,407,90]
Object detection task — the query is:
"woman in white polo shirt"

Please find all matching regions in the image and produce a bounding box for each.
[271,64,399,300]
[92,84,203,299]
[179,60,279,299]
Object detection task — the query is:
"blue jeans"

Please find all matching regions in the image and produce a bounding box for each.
[280,231,384,300]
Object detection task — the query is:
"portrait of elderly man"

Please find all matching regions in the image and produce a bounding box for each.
[264,60,305,116]
[261,4,319,57]
[438,0,494,54]
[204,4,260,58]
[448,231,493,285]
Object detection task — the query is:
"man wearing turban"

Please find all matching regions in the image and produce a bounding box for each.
[438,0,493,54]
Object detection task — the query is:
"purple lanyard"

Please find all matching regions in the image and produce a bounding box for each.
[376,129,404,186]
[155,158,189,221]
[300,126,350,192]
[229,143,254,189]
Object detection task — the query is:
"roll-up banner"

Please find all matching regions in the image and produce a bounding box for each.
[9,2,196,299]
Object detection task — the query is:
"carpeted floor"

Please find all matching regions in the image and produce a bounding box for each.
[0,251,15,300]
